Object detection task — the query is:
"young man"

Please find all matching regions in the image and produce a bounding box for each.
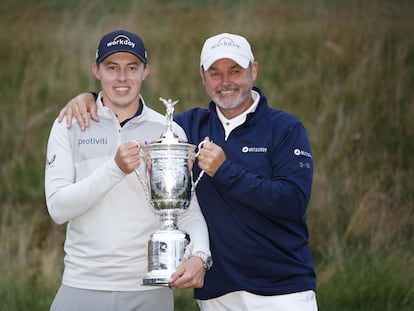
[59,32,318,310]
[45,29,210,311]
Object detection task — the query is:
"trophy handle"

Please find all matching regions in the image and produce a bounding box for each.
[135,168,149,200]
[192,140,209,191]
[135,144,150,201]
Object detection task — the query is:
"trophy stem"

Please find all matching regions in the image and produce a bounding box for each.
[160,213,178,231]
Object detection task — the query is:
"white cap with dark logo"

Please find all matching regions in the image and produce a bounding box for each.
[200,33,254,70]
[95,29,147,64]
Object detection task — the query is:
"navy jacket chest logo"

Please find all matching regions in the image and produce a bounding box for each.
[241,146,268,153]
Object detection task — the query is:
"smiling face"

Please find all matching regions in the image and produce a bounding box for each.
[92,52,149,119]
[200,58,258,119]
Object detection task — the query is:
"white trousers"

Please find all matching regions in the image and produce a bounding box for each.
[197,290,318,311]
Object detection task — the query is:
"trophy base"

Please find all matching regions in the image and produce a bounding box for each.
[142,229,189,286]
[142,270,174,286]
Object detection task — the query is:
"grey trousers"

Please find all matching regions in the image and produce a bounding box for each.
[50,285,174,311]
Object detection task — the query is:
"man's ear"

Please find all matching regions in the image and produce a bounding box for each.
[92,63,100,80]
[142,64,150,80]
[251,61,259,82]
[199,68,206,85]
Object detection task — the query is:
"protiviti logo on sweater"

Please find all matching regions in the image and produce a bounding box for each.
[241,146,268,153]
[78,137,108,145]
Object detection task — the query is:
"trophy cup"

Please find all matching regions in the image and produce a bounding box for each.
[137,97,204,286]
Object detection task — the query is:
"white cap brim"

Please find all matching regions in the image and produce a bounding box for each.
[202,52,251,70]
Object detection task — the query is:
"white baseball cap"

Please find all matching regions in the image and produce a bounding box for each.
[200,33,255,70]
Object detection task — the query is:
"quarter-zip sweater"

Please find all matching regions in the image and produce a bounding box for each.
[174,87,316,299]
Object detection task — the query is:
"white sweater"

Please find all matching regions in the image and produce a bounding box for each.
[45,94,210,291]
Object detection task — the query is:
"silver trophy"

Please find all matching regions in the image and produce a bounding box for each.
[137,97,205,286]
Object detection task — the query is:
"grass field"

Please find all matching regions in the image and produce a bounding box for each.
[1,0,413,310]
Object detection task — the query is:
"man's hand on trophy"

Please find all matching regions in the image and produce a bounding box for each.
[197,138,226,177]
[58,92,98,130]
[115,141,142,174]
[168,257,206,289]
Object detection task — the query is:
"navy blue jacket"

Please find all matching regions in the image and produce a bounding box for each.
[174,87,316,300]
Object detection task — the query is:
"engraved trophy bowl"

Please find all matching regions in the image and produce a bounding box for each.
[144,143,196,216]
[137,98,205,286]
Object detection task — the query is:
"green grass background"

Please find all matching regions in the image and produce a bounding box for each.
[1,0,413,310]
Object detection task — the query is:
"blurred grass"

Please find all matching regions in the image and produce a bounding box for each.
[0,0,413,310]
